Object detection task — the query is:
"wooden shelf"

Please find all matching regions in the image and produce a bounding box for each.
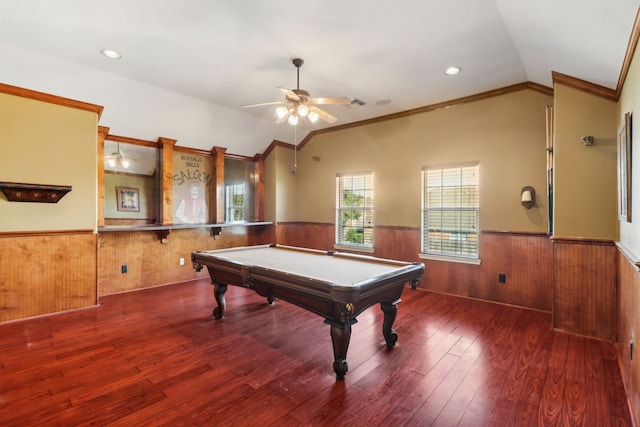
[0,182,72,203]
[97,221,272,243]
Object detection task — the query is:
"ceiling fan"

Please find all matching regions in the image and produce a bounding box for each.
[242,58,351,125]
[105,142,131,169]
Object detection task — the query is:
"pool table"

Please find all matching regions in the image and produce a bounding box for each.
[191,244,424,379]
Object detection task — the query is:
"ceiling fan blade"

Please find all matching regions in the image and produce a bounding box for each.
[241,101,286,108]
[310,106,338,124]
[310,96,351,105]
[278,87,300,102]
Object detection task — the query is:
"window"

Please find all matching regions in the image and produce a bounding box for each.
[336,173,374,248]
[225,183,245,222]
[421,164,479,259]
[224,157,256,222]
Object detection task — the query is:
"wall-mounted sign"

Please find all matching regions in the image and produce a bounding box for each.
[173,153,212,224]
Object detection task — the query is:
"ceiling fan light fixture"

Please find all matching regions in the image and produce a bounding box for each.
[297,104,309,117]
[308,111,319,123]
[276,106,289,119]
[108,158,116,167]
[244,58,348,126]
[121,158,130,168]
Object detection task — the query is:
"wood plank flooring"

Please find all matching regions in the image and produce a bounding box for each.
[0,279,633,426]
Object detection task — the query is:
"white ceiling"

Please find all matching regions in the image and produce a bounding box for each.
[1,1,638,157]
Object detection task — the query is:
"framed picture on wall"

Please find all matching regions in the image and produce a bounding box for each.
[617,112,632,222]
[116,186,140,212]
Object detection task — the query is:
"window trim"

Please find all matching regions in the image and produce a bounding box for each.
[418,252,482,265]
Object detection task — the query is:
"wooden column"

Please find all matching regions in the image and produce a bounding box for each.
[211,147,227,224]
[254,154,265,221]
[158,137,177,225]
[97,126,110,228]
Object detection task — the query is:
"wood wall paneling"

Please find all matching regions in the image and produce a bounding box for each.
[275,222,335,251]
[97,225,273,296]
[211,147,226,224]
[0,232,97,322]
[254,154,265,221]
[553,240,617,341]
[617,249,640,425]
[479,232,553,310]
[159,137,176,225]
[374,226,422,263]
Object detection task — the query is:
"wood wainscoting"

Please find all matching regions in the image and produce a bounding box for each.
[276,223,623,342]
[617,247,640,425]
[276,221,336,250]
[275,222,552,312]
[0,231,97,322]
[426,231,552,312]
[552,238,617,342]
[97,224,274,296]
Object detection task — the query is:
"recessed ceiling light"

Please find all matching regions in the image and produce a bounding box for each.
[444,66,461,76]
[100,49,122,59]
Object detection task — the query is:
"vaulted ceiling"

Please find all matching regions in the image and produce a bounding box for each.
[1,1,638,157]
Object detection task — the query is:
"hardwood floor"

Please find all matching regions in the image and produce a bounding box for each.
[0,279,632,426]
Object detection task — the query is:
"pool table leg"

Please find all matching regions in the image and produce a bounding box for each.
[330,324,351,380]
[212,283,227,319]
[381,300,399,347]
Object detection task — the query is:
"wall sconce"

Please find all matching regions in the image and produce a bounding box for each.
[581,135,594,146]
[521,186,535,209]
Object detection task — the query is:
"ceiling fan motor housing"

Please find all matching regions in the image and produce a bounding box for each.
[287,89,310,102]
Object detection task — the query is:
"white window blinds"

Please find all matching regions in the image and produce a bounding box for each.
[422,164,479,258]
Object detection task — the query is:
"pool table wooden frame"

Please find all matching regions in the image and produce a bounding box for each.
[191,244,424,379]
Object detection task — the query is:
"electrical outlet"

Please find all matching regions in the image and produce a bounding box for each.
[121,264,128,273]
[179,257,185,266]
[498,273,506,283]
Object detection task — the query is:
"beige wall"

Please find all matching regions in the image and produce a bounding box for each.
[553,84,618,239]
[288,88,552,232]
[0,93,98,231]
[264,145,298,223]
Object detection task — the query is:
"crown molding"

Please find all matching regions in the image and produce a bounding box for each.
[0,82,104,118]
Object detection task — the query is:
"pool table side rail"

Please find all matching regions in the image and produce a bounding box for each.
[195,244,418,269]
[191,249,424,303]
[249,262,424,302]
